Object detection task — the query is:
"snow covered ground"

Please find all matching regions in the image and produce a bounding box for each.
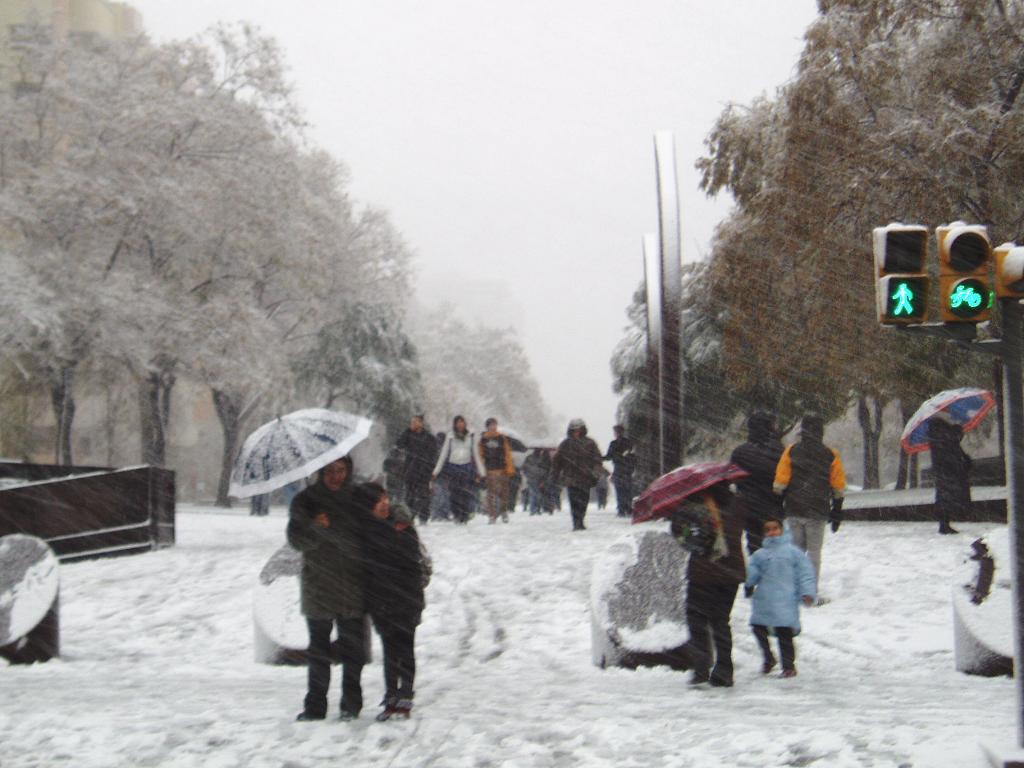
[0,504,1017,767]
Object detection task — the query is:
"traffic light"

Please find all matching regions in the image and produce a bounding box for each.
[937,223,993,322]
[873,224,928,324]
[995,243,1024,298]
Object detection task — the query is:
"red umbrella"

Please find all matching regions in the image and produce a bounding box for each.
[632,461,750,523]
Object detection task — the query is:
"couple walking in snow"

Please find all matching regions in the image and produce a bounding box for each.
[288,456,430,723]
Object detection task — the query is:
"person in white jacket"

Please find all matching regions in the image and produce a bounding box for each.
[432,415,485,524]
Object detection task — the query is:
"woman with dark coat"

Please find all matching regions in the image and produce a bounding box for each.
[929,416,972,534]
[287,456,367,721]
[552,418,604,531]
[353,482,430,721]
[680,482,746,687]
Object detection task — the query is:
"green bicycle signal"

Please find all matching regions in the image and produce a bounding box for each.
[946,278,992,319]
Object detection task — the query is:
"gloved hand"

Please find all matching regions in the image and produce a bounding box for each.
[830,497,844,533]
[744,585,755,599]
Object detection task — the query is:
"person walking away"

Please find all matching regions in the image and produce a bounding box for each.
[543,450,562,513]
[382,446,406,503]
[604,425,637,517]
[552,418,603,531]
[288,456,367,721]
[479,418,515,523]
[929,416,971,534]
[397,414,438,525]
[353,482,430,721]
[522,448,547,515]
[680,482,746,687]
[744,517,817,678]
[773,414,846,599]
[730,411,785,553]
[594,470,610,510]
[432,415,485,524]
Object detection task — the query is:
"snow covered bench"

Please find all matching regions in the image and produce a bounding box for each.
[590,529,691,670]
[0,534,60,664]
[253,544,371,665]
[953,528,1013,677]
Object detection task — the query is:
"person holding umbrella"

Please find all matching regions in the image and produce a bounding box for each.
[288,456,368,721]
[929,415,972,534]
[679,482,746,687]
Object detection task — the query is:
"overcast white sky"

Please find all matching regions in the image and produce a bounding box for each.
[132,0,819,444]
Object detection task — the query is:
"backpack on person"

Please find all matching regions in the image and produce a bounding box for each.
[669,496,727,560]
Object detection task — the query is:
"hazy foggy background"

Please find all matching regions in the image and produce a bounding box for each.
[131,0,819,442]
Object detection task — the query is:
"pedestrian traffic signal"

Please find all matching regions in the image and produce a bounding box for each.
[937,223,993,322]
[995,243,1024,299]
[873,224,929,324]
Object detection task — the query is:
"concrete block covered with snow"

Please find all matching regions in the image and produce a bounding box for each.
[253,544,308,665]
[590,528,691,670]
[253,544,372,666]
[953,528,1013,677]
[0,534,60,663]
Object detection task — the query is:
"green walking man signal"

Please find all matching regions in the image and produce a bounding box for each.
[881,276,927,321]
[891,281,916,316]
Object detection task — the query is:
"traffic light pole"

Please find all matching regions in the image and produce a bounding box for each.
[999,298,1024,749]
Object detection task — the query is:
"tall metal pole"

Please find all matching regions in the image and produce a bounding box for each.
[1000,297,1024,748]
[654,132,683,471]
[643,234,663,475]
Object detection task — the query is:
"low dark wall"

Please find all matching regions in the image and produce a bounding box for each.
[0,466,176,560]
[0,461,110,482]
[845,498,1006,523]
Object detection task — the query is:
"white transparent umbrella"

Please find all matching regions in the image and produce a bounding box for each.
[229,408,373,498]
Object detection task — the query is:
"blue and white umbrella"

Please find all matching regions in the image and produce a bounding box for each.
[229,408,373,498]
[900,387,995,455]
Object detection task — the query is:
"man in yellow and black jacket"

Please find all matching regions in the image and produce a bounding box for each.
[773,413,846,593]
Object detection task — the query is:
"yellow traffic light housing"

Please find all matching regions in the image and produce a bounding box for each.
[937,223,993,322]
[995,243,1024,298]
[873,224,929,324]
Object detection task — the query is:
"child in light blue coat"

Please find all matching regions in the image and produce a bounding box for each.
[744,517,817,678]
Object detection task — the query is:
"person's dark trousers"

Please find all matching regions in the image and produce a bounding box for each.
[406,478,432,523]
[613,476,633,516]
[685,582,739,684]
[752,624,796,671]
[567,486,589,529]
[374,616,417,703]
[744,512,765,555]
[446,465,476,524]
[305,617,365,717]
[526,480,542,514]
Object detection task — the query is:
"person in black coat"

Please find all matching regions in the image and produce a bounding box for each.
[604,425,636,517]
[287,456,367,721]
[680,483,746,688]
[729,411,785,554]
[352,482,430,721]
[929,416,972,534]
[396,414,439,524]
